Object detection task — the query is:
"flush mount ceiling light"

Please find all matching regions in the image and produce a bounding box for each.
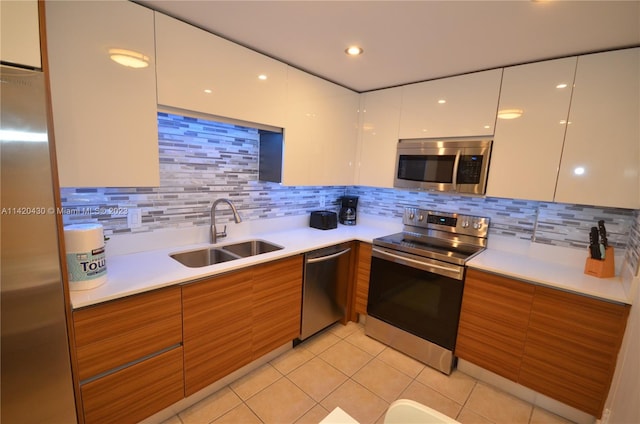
[497,109,524,119]
[109,48,149,68]
[345,46,363,56]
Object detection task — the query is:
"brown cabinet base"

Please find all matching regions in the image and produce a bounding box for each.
[456,269,629,418]
[182,255,303,396]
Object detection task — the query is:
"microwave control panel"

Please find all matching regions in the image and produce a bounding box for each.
[457,155,484,184]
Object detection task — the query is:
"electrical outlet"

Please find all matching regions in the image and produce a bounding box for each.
[127,208,142,229]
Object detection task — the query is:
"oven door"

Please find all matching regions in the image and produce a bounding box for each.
[367,246,465,351]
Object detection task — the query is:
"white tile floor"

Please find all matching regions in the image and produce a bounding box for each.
[163,322,576,424]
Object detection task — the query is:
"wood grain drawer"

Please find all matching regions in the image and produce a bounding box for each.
[81,346,184,424]
[73,286,182,381]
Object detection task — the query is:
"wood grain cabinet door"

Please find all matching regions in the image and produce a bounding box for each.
[73,286,182,381]
[252,255,303,359]
[182,270,253,396]
[354,242,372,317]
[455,269,535,381]
[519,286,630,417]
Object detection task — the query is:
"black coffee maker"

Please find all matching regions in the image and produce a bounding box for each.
[339,196,358,225]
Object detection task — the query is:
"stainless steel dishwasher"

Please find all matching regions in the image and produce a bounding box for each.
[298,242,352,341]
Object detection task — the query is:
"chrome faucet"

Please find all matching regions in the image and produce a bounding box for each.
[210,198,242,244]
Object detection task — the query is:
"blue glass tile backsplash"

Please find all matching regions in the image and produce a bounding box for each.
[60,112,638,271]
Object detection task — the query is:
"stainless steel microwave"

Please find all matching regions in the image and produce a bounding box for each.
[394,137,492,195]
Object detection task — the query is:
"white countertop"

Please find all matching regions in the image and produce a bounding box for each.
[70,217,635,309]
[70,215,399,308]
[467,235,633,305]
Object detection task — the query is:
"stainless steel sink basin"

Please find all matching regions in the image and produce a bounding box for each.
[170,248,240,268]
[170,239,283,267]
[221,239,283,257]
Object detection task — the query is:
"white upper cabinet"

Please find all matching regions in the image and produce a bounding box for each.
[487,57,577,201]
[555,48,639,209]
[282,67,359,186]
[355,87,403,188]
[0,0,41,69]
[399,69,502,139]
[46,0,159,187]
[155,13,287,128]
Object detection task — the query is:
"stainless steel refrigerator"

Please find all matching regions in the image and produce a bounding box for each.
[1,65,77,422]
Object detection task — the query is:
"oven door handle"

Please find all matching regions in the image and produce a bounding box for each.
[372,247,463,280]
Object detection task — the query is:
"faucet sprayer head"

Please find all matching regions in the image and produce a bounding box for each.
[232,209,242,223]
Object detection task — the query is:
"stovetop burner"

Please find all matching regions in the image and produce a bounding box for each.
[373,208,489,266]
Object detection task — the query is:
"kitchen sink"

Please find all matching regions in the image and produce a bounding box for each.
[170,239,283,267]
[220,239,283,257]
[170,248,240,268]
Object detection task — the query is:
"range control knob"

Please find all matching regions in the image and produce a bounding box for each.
[409,212,415,220]
[461,220,469,228]
[418,214,424,222]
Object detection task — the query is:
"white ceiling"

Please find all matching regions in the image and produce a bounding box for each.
[138,0,640,92]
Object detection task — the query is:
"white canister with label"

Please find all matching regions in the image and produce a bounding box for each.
[64,223,107,290]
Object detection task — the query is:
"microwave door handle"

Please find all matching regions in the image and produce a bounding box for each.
[451,150,461,189]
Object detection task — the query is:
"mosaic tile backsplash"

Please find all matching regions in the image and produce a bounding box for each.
[60,112,638,272]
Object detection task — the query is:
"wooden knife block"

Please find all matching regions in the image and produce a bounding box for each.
[584,246,615,278]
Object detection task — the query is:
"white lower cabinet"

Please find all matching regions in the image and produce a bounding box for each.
[555,48,639,209]
[356,87,402,188]
[486,57,577,201]
[46,0,159,187]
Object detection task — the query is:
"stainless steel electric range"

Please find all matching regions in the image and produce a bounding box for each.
[365,207,489,374]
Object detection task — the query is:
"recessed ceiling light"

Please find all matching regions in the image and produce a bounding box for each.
[556,83,568,89]
[497,109,524,119]
[204,89,212,94]
[108,48,149,68]
[345,46,363,56]
[258,74,268,80]
[438,99,446,104]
